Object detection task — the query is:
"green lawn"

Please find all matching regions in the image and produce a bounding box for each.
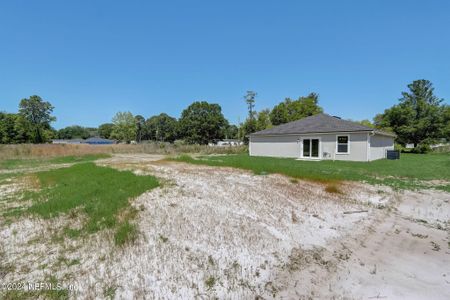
[6,163,159,245]
[0,154,110,170]
[173,153,450,191]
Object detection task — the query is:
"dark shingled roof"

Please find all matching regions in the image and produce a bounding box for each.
[251,113,394,136]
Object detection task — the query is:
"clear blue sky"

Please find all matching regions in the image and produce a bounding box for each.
[1,0,449,129]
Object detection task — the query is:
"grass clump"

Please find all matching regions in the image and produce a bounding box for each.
[205,276,216,290]
[172,153,450,191]
[324,184,343,194]
[15,163,158,243]
[114,221,138,246]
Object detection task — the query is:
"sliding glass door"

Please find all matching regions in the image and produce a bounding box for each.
[302,138,320,158]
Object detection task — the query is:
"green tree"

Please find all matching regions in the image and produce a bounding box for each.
[18,95,56,143]
[144,113,179,142]
[135,115,145,143]
[241,118,257,143]
[270,93,323,125]
[347,119,375,128]
[0,113,24,143]
[244,91,257,120]
[222,124,239,139]
[58,126,91,139]
[255,109,272,131]
[179,101,227,144]
[441,105,450,141]
[111,112,137,143]
[98,123,114,139]
[269,101,289,126]
[374,80,446,146]
[242,91,258,142]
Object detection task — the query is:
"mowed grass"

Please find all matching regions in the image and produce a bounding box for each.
[0,153,110,170]
[173,153,450,191]
[10,163,158,245]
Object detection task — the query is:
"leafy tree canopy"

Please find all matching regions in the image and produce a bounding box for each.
[255,109,272,131]
[374,79,448,145]
[58,125,93,139]
[144,113,179,142]
[135,115,146,142]
[111,111,137,143]
[18,95,56,143]
[222,124,239,139]
[179,101,227,144]
[98,123,114,139]
[270,93,323,126]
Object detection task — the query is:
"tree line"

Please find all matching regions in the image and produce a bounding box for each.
[0,79,448,148]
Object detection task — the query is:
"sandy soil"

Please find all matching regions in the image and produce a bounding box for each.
[0,153,449,299]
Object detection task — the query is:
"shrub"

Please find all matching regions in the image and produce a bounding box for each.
[412,143,431,154]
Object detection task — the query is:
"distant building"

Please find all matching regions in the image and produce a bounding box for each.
[51,137,115,145]
[209,139,243,147]
[51,139,84,144]
[84,137,115,145]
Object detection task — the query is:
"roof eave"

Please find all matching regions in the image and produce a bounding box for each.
[250,129,374,136]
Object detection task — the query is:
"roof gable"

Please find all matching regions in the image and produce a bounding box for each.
[251,113,374,135]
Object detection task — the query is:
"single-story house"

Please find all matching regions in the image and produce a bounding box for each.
[249,113,395,162]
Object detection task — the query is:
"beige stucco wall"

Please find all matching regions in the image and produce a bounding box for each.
[249,132,370,161]
[369,134,395,161]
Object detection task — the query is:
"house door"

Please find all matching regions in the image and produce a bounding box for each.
[302,139,320,158]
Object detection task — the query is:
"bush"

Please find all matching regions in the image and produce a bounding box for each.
[394,143,407,152]
[412,143,431,154]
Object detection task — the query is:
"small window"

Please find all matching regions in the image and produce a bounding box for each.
[337,136,349,153]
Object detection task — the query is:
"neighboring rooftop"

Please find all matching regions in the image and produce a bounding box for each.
[251,113,396,137]
[52,137,115,144]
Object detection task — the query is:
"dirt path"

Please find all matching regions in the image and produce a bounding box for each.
[327,190,450,300]
[1,154,448,299]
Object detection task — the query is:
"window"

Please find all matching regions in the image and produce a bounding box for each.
[337,136,349,154]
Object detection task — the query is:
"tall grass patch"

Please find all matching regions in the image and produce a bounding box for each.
[17,163,158,243]
[0,143,247,160]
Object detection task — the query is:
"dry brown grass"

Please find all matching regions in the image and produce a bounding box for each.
[324,183,343,194]
[0,143,247,160]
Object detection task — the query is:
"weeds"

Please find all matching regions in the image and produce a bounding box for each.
[115,222,138,246]
[103,285,117,299]
[324,184,342,194]
[205,276,216,290]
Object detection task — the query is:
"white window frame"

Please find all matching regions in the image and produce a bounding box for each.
[336,135,350,155]
[300,137,322,159]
